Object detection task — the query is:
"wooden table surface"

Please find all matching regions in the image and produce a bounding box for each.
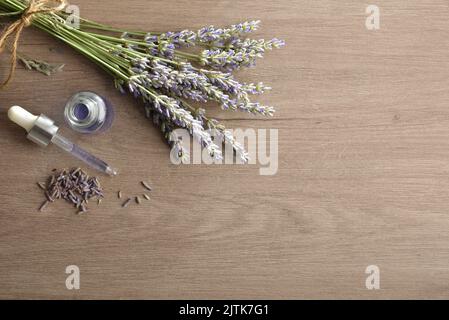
[1,0,449,299]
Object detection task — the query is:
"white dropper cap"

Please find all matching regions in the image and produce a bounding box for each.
[8,106,38,132]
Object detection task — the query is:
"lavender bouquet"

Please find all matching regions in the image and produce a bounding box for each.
[0,0,284,162]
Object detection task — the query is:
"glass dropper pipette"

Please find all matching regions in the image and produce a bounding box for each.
[7,106,117,176]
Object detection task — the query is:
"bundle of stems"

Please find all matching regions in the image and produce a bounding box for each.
[0,0,284,162]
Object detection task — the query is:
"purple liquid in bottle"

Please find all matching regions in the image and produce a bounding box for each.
[64,91,114,134]
[74,103,90,120]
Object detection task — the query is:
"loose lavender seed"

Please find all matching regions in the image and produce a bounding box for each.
[37,182,46,190]
[45,192,54,202]
[39,200,49,212]
[38,168,104,214]
[79,204,87,213]
[122,198,132,208]
[141,181,152,191]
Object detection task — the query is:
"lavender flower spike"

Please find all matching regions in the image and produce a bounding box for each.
[158,30,197,47]
[197,20,261,44]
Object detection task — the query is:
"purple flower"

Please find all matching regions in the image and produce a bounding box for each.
[159,30,197,47]
[200,48,260,71]
[197,20,261,44]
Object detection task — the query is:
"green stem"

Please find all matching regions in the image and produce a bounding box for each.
[0,10,21,16]
[32,16,128,80]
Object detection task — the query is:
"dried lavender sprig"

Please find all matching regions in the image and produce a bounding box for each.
[127,75,223,159]
[197,68,275,116]
[149,109,190,162]
[80,24,279,113]
[185,104,249,163]
[157,30,197,47]
[110,23,280,155]
[18,53,65,76]
[185,63,272,96]
[119,21,281,68]
[206,118,249,163]
[152,95,248,163]
[131,58,275,116]
[197,20,261,44]
[199,38,285,71]
[241,82,272,95]
[152,96,222,160]
[226,38,286,52]
[183,63,276,116]
[119,54,270,160]
[116,31,284,73]
[88,20,261,49]
[138,21,261,48]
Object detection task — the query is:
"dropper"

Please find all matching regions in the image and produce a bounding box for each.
[8,106,118,176]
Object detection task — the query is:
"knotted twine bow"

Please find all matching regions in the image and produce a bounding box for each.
[0,0,67,88]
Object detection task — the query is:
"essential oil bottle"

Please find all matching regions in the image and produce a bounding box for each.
[64,91,114,134]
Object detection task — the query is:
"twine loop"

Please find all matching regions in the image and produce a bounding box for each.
[0,0,67,87]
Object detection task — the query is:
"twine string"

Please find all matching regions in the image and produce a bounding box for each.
[0,0,67,87]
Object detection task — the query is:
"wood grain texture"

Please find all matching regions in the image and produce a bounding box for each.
[1,0,449,299]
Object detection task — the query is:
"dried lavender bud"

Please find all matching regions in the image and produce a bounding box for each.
[37,168,104,214]
[135,196,141,204]
[37,182,46,190]
[141,181,152,191]
[118,190,122,199]
[38,200,49,212]
[78,203,88,214]
[143,194,150,200]
[122,198,132,208]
